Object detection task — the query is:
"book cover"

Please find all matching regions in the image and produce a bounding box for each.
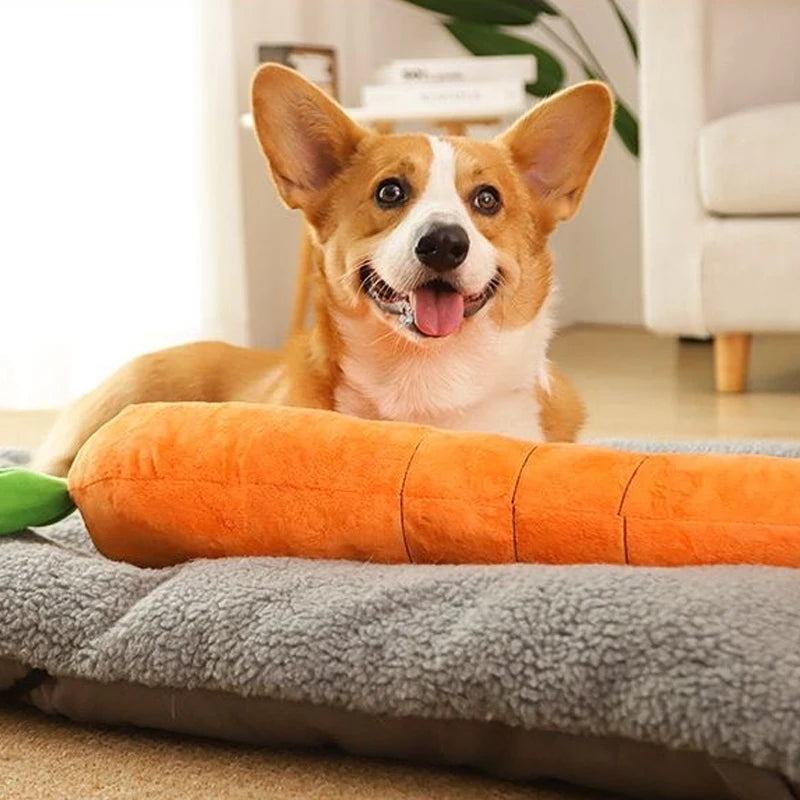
[376,55,536,85]
[362,80,526,112]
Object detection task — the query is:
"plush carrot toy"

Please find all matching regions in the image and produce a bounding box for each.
[2,402,800,569]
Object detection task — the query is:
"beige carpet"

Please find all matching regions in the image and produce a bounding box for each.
[0,705,620,800]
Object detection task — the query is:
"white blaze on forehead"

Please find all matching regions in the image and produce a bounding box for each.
[372,136,497,294]
[424,136,460,209]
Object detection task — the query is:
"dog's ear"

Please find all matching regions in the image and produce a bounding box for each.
[251,64,367,213]
[496,82,613,223]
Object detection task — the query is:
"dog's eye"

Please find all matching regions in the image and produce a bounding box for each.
[375,178,407,208]
[472,185,501,215]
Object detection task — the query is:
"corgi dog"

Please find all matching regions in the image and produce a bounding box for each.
[33,65,613,477]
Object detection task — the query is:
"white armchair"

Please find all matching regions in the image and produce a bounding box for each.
[640,0,800,391]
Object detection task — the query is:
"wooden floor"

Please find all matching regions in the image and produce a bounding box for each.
[0,704,610,800]
[548,326,800,441]
[3,326,800,450]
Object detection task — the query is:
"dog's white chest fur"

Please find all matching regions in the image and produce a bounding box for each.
[334,304,552,441]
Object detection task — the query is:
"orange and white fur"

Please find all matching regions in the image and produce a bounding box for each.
[34,65,613,477]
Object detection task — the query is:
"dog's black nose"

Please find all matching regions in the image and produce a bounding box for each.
[414,224,469,272]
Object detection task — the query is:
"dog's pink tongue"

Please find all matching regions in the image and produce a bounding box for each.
[412,286,465,337]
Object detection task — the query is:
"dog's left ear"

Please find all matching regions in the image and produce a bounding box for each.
[496,82,613,223]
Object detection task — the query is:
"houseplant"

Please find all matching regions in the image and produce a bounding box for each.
[396,0,639,156]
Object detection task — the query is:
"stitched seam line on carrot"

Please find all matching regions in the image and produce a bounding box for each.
[72,472,411,494]
[510,445,538,562]
[616,456,649,565]
[398,433,429,564]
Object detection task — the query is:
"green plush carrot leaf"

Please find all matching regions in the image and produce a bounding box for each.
[0,468,76,535]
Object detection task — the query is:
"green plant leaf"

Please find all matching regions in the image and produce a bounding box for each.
[0,468,75,535]
[613,96,639,157]
[400,0,542,25]
[444,21,565,95]
[504,0,560,15]
[607,0,638,62]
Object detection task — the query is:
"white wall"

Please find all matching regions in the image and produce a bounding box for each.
[707,0,800,120]
[234,0,640,347]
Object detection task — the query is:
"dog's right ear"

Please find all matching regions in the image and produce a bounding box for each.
[251,64,367,214]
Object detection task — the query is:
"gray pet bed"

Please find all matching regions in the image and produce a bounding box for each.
[1,441,800,800]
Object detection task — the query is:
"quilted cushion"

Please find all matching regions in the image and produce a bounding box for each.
[699,103,800,215]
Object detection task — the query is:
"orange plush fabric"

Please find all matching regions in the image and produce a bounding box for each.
[69,402,800,569]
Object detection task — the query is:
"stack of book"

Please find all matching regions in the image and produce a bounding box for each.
[361,56,535,120]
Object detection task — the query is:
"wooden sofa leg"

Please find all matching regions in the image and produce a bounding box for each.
[714,334,752,392]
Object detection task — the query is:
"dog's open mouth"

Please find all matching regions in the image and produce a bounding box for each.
[359,266,500,338]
